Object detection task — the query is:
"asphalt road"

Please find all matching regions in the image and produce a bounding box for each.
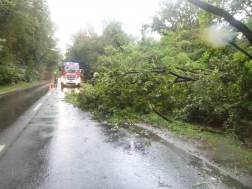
[0,83,49,131]
[0,85,251,189]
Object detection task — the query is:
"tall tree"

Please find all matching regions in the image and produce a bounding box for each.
[101,19,134,50]
[65,25,103,78]
[151,0,200,33]
[0,0,61,84]
[187,0,252,46]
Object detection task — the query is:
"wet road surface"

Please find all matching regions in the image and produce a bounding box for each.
[0,85,251,189]
[0,83,49,131]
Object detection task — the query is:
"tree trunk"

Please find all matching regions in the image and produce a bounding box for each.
[187,0,252,45]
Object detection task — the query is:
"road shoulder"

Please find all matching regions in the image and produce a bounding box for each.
[134,122,252,188]
[0,80,52,97]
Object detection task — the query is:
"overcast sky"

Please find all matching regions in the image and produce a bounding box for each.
[47,0,160,52]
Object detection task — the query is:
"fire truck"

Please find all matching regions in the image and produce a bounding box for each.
[59,62,82,87]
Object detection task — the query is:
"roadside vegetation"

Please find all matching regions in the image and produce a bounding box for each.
[66,83,252,176]
[0,80,50,94]
[0,0,61,85]
[64,0,252,175]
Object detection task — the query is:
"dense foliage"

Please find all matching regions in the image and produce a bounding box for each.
[0,0,61,85]
[66,0,252,140]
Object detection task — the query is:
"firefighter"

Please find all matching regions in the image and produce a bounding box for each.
[54,74,58,88]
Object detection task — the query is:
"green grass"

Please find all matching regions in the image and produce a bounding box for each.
[0,81,32,94]
[0,80,50,94]
[81,83,93,88]
[64,83,93,106]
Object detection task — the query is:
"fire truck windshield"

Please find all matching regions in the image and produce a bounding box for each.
[63,66,79,73]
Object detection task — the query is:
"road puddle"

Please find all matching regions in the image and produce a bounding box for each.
[93,118,252,188]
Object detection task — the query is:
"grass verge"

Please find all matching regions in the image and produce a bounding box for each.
[0,80,50,94]
[81,83,93,89]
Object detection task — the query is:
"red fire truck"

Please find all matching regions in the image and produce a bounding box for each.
[60,62,81,87]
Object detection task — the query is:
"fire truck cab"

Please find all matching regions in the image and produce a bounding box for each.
[60,62,81,87]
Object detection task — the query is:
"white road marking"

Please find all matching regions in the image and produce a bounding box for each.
[47,93,51,96]
[33,103,42,111]
[0,145,5,152]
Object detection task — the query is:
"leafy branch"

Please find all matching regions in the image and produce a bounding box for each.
[187,0,252,60]
[187,0,252,45]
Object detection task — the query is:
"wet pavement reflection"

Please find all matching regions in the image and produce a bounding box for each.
[0,84,251,188]
[100,122,251,188]
[0,84,49,131]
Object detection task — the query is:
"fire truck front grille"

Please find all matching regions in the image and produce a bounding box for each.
[66,75,76,80]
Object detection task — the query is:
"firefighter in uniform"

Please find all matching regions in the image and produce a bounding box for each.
[54,73,58,88]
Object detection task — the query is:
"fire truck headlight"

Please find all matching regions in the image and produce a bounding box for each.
[76,76,80,83]
[61,76,66,84]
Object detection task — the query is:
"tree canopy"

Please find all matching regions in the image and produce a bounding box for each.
[66,0,252,141]
[0,0,61,84]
